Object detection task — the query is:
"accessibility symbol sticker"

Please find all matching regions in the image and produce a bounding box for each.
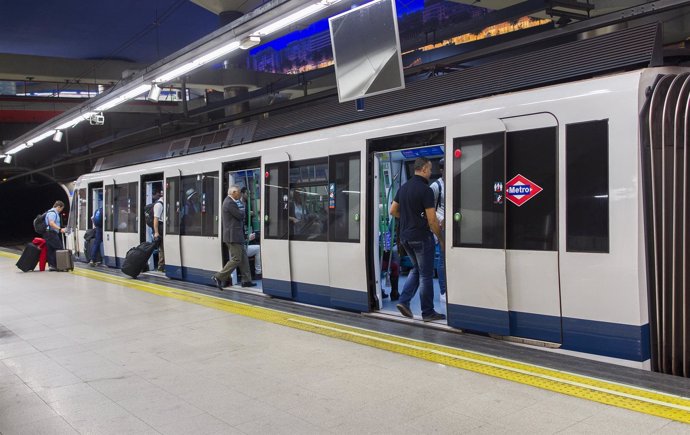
[505,174,543,207]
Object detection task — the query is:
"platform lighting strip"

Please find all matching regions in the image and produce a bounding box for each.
[2,0,344,157]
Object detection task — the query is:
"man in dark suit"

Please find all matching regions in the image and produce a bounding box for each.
[212,185,256,290]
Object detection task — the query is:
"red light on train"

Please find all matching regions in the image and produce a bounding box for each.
[454,149,462,159]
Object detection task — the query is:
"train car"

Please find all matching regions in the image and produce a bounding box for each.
[65,66,690,374]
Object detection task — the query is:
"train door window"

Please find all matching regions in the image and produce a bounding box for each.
[265,163,289,239]
[290,158,329,241]
[114,182,138,233]
[566,120,609,253]
[180,175,203,236]
[166,177,180,235]
[78,188,87,230]
[104,185,114,232]
[506,127,557,251]
[453,133,505,249]
[201,172,219,237]
[329,152,361,242]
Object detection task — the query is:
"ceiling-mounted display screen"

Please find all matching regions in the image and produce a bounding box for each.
[329,0,405,103]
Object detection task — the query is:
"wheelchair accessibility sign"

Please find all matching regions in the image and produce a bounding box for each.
[505,174,542,207]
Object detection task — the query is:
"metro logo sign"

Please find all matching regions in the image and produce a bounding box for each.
[505,174,543,207]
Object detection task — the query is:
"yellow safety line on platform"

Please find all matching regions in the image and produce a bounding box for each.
[2,251,689,424]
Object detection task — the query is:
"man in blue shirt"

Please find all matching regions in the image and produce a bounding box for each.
[390,157,445,322]
[43,200,66,271]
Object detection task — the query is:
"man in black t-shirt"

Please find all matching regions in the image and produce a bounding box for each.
[390,157,445,322]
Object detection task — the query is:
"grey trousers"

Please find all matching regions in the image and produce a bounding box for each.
[215,242,251,283]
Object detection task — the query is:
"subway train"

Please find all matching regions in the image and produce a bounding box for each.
[65,66,690,375]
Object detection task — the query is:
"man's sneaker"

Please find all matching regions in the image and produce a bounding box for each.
[396,304,413,319]
[89,261,95,267]
[241,281,257,288]
[422,312,446,322]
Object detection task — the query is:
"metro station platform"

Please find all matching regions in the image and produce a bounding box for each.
[0,250,689,434]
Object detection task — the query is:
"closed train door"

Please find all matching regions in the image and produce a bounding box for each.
[262,157,292,298]
[446,114,562,343]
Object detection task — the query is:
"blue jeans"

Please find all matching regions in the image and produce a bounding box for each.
[89,227,102,262]
[437,233,446,295]
[399,234,436,317]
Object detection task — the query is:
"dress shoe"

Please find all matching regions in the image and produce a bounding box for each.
[241,281,257,288]
[211,276,224,291]
[422,312,446,322]
[396,303,413,318]
[390,291,400,301]
[382,291,389,299]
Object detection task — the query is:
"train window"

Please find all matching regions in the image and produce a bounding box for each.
[506,127,557,251]
[452,133,505,249]
[104,185,114,232]
[290,158,329,242]
[329,152,361,243]
[180,175,203,236]
[264,162,289,239]
[113,182,138,233]
[201,172,219,237]
[78,188,87,230]
[166,177,180,235]
[566,120,609,253]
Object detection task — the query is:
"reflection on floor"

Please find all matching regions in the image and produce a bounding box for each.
[380,275,447,321]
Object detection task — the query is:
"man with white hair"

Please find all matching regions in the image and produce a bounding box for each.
[212,185,256,290]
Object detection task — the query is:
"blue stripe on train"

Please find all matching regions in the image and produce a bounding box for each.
[104,262,650,362]
[447,304,649,362]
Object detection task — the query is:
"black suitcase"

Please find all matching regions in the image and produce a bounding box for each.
[16,243,41,272]
[121,240,158,278]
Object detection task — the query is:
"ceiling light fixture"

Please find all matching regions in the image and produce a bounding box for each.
[56,112,96,130]
[27,130,56,146]
[95,84,151,112]
[153,41,241,84]
[253,0,342,37]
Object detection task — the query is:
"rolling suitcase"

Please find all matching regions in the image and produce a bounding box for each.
[121,240,158,278]
[16,243,41,272]
[56,249,74,272]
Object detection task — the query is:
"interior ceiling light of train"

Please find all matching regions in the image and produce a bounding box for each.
[0,0,687,184]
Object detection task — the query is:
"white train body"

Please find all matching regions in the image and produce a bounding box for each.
[68,67,678,369]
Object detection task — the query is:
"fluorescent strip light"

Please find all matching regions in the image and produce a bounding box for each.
[154,41,241,83]
[7,144,27,155]
[27,130,56,145]
[95,84,151,112]
[56,112,96,130]
[253,0,342,37]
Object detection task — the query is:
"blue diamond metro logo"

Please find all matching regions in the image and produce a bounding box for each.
[505,174,543,207]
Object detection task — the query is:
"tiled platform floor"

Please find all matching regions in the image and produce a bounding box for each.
[0,256,687,434]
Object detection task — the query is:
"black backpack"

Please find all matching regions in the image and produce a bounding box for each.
[33,210,50,234]
[144,200,162,228]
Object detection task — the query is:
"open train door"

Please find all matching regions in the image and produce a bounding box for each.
[261,155,293,298]
[445,119,510,335]
[102,179,118,268]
